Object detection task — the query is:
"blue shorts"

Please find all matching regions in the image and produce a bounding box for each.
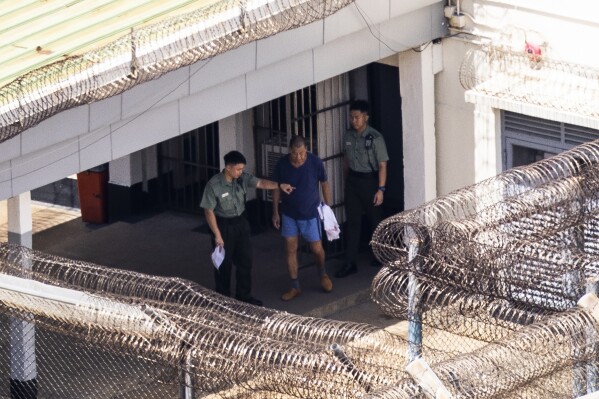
[281,214,322,242]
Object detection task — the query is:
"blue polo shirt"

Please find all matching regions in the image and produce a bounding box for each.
[272,152,327,220]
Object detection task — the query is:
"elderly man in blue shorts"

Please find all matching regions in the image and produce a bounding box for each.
[272,135,333,301]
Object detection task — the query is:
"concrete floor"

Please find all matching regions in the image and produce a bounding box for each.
[0,200,393,319]
[0,200,408,399]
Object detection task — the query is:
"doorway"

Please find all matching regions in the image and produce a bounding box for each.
[253,75,350,260]
[157,123,220,214]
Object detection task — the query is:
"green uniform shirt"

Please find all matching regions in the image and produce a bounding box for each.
[200,171,259,218]
[343,125,389,172]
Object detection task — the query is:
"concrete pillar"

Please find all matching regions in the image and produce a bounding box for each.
[218,111,254,162]
[112,148,158,188]
[7,193,37,399]
[219,111,255,198]
[7,194,32,248]
[473,103,502,183]
[109,153,138,188]
[399,45,437,210]
[107,147,157,220]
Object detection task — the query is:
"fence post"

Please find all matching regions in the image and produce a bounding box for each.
[7,193,37,399]
[179,367,193,399]
[587,283,599,393]
[406,226,423,362]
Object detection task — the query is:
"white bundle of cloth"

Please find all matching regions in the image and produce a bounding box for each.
[318,203,340,241]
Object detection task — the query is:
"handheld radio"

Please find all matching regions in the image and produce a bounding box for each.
[364,133,374,149]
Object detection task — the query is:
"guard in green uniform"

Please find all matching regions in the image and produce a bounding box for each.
[201,150,292,306]
[336,100,389,278]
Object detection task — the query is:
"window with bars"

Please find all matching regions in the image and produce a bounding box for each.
[504,111,599,149]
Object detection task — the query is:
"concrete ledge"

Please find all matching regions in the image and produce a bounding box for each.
[303,287,372,318]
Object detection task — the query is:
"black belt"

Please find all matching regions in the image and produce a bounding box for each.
[216,213,246,225]
[349,170,378,179]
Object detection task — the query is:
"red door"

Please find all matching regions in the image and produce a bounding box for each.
[77,169,108,224]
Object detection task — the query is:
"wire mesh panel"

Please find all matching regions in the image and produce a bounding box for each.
[0,314,178,398]
[460,45,599,119]
[0,243,411,399]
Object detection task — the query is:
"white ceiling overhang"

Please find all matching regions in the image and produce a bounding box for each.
[0,0,355,142]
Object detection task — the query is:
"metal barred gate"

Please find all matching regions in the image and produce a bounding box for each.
[254,74,350,263]
[158,123,220,214]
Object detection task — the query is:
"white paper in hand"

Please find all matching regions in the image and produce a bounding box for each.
[211,246,225,269]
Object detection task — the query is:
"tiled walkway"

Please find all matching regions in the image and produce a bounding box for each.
[0,200,81,241]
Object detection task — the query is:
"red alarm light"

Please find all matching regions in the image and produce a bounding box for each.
[525,41,542,63]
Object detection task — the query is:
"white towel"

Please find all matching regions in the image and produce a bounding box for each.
[318,203,340,241]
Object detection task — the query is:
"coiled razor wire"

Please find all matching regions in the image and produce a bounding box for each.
[0,243,411,398]
[415,307,599,399]
[0,0,355,142]
[369,138,599,398]
[372,139,599,313]
[7,140,599,396]
[459,44,599,119]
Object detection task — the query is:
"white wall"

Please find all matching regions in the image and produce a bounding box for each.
[435,0,599,195]
[0,0,445,201]
[467,0,599,67]
[435,38,475,196]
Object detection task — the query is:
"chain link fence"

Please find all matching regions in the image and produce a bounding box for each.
[0,243,411,398]
[6,140,599,397]
[371,138,599,398]
[459,44,599,119]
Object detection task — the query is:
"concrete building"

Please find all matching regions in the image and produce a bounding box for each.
[437,1,599,198]
[5,2,599,396]
[2,0,599,244]
[0,1,444,227]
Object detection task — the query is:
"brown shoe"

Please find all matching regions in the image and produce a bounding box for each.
[281,287,301,301]
[320,274,333,293]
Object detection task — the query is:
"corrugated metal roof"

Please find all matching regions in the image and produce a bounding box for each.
[0,0,219,87]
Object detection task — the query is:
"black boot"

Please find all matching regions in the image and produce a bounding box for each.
[334,262,357,278]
